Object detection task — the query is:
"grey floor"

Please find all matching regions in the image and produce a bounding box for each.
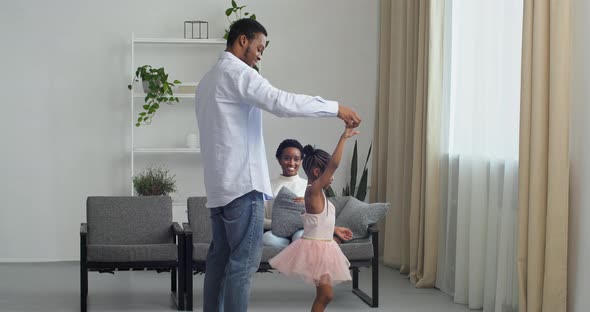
[0,262,471,312]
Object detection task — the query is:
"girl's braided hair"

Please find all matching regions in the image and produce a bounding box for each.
[302,145,331,178]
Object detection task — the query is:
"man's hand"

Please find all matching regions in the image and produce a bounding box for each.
[337,104,361,128]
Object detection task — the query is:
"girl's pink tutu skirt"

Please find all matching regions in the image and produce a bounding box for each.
[269,238,352,285]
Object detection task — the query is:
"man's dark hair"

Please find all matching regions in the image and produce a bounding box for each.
[227,18,268,47]
[275,139,304,159]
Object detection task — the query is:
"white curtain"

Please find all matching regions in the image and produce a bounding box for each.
[436,0,522,311]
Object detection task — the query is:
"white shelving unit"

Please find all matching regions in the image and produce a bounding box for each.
[130,34,225,218]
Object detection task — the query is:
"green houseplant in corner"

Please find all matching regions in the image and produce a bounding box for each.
[341,140,373,201]
[325,141,372,200]
[133,165,177,196]
[127,65,181,127]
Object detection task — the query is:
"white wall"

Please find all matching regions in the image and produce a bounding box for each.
[0,0,379,261]
[569,0,590,310]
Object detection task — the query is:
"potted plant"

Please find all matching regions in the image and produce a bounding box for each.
[127,65,181,127]
[339,141,372,201]
[132,165,177,196]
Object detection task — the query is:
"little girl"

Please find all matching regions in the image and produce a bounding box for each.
[269,125,358,312]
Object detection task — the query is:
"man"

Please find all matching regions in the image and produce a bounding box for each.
[195,18,361,312]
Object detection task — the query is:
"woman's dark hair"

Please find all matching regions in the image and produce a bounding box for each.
[275,139,304,159]
[302,145,331,178]
[227,18,268,47]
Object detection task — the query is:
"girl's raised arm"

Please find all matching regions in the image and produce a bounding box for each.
[307,126,359,196]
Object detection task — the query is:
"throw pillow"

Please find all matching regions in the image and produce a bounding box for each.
[328,196,352,218]
[271,187,305,238]
[335,197,390,241]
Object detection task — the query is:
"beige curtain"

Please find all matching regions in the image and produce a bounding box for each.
[371,0,444,288]
[517,0,570,312]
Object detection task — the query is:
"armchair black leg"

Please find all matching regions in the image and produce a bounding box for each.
[351,226,379,308]
[171,268,177,292]
[81,264,87,312]
[80,224,88,312]
[172,233,185,311]
[184,234,193,311]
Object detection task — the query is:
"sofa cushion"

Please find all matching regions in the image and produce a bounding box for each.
[187,197,212,243]
[271,187,305,238]
[328,196,351,218]
[261,246,284,262]
[87,244,177,262]
[338,239,374,260]
[191,240,374,263]
[192,243,211,261]
[86,196,173,245]
[335,197,389,240]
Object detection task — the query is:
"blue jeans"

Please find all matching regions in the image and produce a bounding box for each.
[262,229,305,248]
[203,191,264,312]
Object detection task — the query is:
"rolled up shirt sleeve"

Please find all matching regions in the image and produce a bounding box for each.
[236,68,339,118]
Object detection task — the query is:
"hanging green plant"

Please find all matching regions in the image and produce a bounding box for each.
[127,65,181,127]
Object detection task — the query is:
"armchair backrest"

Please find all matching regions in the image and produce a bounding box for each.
[187,197,211,243]
[86,196,173,245]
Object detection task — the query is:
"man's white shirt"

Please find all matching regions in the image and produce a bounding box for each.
[195,51,338,208]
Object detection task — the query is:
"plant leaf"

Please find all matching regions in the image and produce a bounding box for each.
[225,8,233,16]
[232,0,237,8]
[363,142,373,172]
[356,168,369,201]
[350,140,358,197]
[250,14,256,20]
[325,186,336,198]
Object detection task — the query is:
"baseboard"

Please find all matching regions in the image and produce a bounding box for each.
[0,258,77,263]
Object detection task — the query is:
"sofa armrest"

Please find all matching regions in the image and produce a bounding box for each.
[80,223,87,237]
[368,224,379,234]
[172,222,183,235]
[182,223,192,235]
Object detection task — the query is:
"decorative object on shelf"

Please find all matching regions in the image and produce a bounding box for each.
[127,65,181,127]
[184,20,208,39]
[186,133,199,148]
[133,165,177,196]
[342,140,373,201]
[223,0,269,72]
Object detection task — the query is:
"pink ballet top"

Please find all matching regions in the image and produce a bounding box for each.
[269,193,351,285]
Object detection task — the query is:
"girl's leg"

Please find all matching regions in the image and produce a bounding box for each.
[311,275,333,312]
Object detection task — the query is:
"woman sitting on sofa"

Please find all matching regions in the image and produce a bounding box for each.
[263,139,353,248]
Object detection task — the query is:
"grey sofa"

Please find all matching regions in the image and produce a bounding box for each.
[80,196,185,311]
[182,196,379,311]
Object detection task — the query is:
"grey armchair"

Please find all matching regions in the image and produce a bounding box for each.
[80,196,185,311]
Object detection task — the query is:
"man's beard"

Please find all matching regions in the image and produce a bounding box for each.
[244,46,254,67]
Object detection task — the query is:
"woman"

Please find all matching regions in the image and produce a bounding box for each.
[263,139,308,248]
[263,139,353,248]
